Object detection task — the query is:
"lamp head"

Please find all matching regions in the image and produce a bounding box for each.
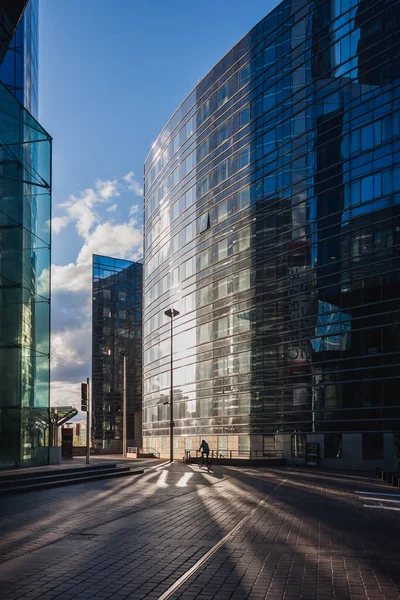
[164,308,180,318]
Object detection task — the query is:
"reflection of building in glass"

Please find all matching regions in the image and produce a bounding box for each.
[0,0,51,468]
[143,0,400,468]
[92,255,143,453]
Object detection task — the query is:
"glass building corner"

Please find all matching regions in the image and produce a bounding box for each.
[143,0,400,468]
[0,81,51,467]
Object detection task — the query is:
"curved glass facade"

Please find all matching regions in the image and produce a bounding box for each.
[143,0,400,466]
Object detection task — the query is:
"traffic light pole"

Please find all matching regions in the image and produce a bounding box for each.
[86,377,90,464]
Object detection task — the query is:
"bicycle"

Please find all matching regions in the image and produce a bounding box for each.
[198,453,213,472]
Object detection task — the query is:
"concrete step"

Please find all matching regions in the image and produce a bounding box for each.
[0,467,144,495]
[0,463,118,482]
[0,465,124,489]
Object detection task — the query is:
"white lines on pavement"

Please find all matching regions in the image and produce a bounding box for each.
[355,490,400,497]
[156,471,168,488]
[358,496,400,504]
[147,461,173,471]
[364,505,400,511]
[176,473,194,487]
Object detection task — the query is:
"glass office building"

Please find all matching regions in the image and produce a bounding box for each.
[0,0,51,468]
[0,0,39,118]
[143,0,400,468]
[92,255,143,453]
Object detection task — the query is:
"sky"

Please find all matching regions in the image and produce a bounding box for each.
[39,0,279,412]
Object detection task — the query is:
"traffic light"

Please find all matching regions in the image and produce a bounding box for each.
[81,382,88,412]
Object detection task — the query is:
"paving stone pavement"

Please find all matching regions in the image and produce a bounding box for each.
[0,462,400,599]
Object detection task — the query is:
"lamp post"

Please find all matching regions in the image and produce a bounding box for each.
[120,351,129,458]
[164,307,179,462]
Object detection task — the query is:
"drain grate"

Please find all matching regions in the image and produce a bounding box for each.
[64,533,98,541]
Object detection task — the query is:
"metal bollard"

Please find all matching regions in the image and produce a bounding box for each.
[387,472,394,485]
[375,467,382,478]
[392,474,399,487]
[381,470,387,482]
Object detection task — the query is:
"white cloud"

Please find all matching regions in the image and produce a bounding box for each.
[52,216,70,234]
[123,170,144,197]
[50,174,143,409]
[53,178,121,239]
[51,380,84,411]
[97,178,120,201]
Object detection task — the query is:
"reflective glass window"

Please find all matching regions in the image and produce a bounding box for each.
[238,436,250,456]
[216,316,229,338]
[234,269,250,292]
[217,84,228,107]
[198,176,209,196]
[240,106,250,128]
[239,64,250,88]
[239,186,251,210]
[324,434,343,458]
[218,238,228,260]
[233,311,251,333]
[218,436,228,453]
[197,212,210,233]
[216,278,228,299]
[239,147,250,169]
[198,138,209,161]
[263,435,276,455]
[199,323,211,343]
[199,249,209,270]
[291,434,306,457]
[216,199,228,223]
[217,123,228,145]
[216,161,228,184]
[237,227,251,252]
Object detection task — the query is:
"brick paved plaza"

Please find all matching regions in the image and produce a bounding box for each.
[0,461,400,599]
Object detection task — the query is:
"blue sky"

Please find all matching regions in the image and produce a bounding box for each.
[40,0,279,408]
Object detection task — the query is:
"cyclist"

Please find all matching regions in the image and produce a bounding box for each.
[198,439,210,468]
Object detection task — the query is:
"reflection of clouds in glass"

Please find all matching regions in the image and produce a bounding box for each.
[312,301,352,352]
[37,267,50,297]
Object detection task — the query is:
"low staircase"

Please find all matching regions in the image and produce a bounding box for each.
[0,463,144,495]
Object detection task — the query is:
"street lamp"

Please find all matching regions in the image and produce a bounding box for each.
[120,351,129,458]
[164,307,179,462]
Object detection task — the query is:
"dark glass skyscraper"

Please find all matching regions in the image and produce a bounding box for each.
[143,0,400,468]
[0,0,51,467]
[92,255,143,453]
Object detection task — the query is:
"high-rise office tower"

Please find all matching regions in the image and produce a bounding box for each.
[143,0,400,468]
[0,0,51,467]
[92,255,143,453]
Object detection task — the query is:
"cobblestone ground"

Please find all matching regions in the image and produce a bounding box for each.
[0,462,400,599]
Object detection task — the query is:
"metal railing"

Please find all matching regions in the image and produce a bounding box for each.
[128,447,161,459]
[184,449,284,461]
